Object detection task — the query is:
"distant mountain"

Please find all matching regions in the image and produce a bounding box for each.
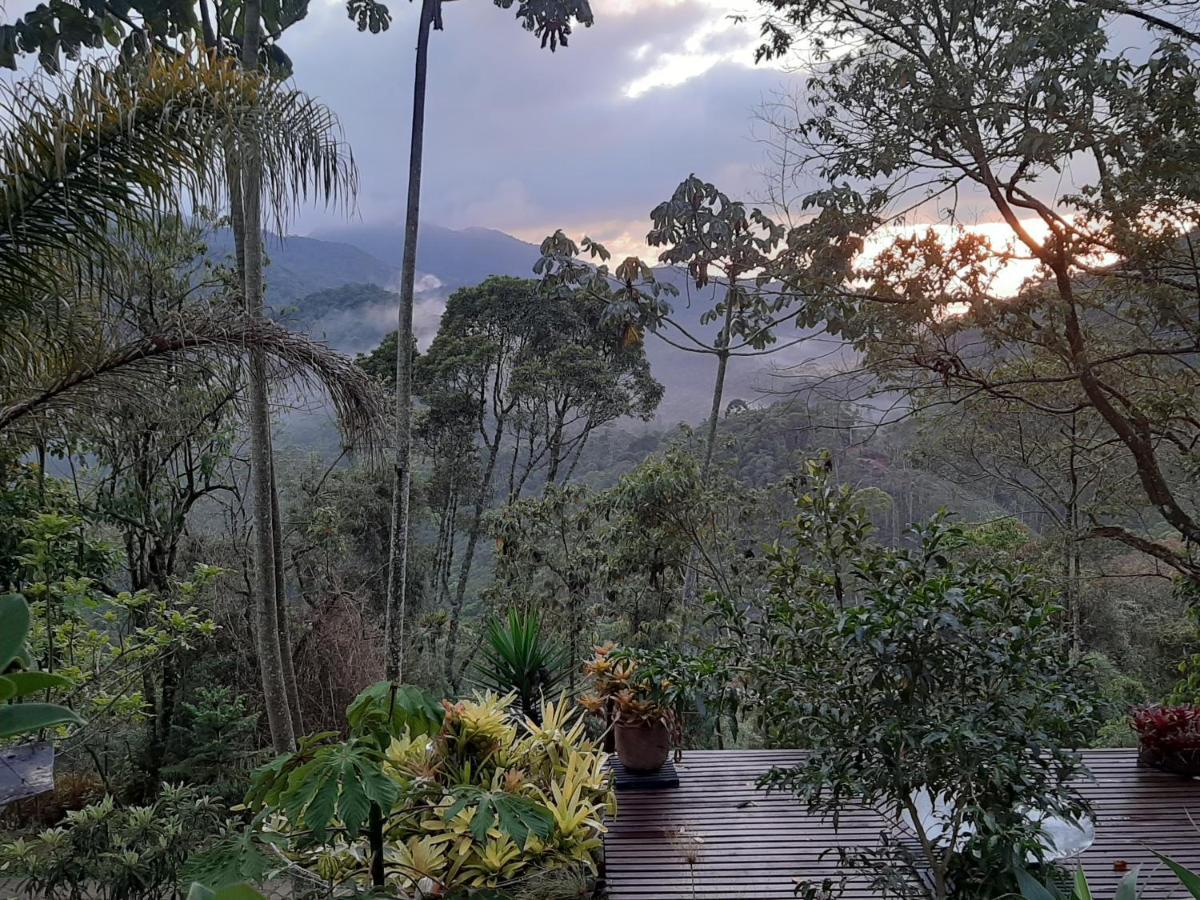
[204,229,400,314]
[309,223,543,289]
[214,222,847,426]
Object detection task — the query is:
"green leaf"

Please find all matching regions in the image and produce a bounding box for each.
[346,682,443,746]
[1073,869,1093,900]
[1015,867,1063,900]
[183,827,277,889]
[3,671,73,698]
[1114,869,1141,900]
[446,787,555,847]
[0,702,84,738]
[278,739,394,840]
[1155,854,1200,898]
[0,676,14,702]
[0,593,30,669]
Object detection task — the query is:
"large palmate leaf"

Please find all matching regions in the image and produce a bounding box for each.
[445,787,555,847]
[183,824,279,890]
[346,681,444,748]
[278,739,399,840]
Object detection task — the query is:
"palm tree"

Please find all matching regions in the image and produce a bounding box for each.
[0,51,380,750]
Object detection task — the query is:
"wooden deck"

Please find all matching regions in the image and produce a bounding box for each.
[602,749,1200,899]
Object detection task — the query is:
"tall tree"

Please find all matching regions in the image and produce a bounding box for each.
[754,0,1200,589]
[536,175,860,600]
[0,54,368,437]
[363,275,661,687]
[381,0,596,684]
[538,176,861,479]
[0,39,365,753]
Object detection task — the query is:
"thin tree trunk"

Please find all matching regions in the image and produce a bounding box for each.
[271,454,304,736]
[385,0,438,683]
[683,301,737,607]
[700,302,737,476]
[241,0,295,755]
[445,427,504,688]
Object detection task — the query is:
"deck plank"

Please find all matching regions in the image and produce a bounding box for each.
[601,749,1200,899]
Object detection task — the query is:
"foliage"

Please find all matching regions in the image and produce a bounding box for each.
[473,609,570,724]
[162,688,260,801]
[364,274,662,686]
[0,783,229,900]
[1168,605,1200,705]
[1131,706,1200,753]
[1016,854,1200,899]
[186,885,267,900]
[211,688,613,895]
[752,0,1200,585]
[0,593,82,740]
[691,459,1099,898]
[0,50,353,332]
[13,511,219,738]
[579,643,673,729]
[535,175,856,480]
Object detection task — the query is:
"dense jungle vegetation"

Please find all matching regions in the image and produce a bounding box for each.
[2,0,1200,896]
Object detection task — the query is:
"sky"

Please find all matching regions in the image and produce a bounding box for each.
[279,0,789,255]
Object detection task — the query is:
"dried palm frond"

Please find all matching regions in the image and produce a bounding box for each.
[0,50,355,330]
[0,310,388,455]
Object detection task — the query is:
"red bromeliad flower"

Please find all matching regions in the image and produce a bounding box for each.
[1132,706,1200,751]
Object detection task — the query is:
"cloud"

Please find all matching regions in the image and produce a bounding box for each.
[612,0,778,99]
[282,0,788,241]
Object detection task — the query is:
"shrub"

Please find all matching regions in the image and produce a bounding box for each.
[194,686,615,897]
[694,458,1100,899]
[0,784,228,900]
[1132,705,1200,750]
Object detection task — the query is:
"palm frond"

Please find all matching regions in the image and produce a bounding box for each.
[0,310,387,454]
[0,50,356,329]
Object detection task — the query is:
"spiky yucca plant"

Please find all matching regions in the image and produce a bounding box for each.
[473,609,571,724]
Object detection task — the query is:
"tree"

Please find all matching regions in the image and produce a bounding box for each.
[381,0,597,685]
[703,460,1099,897]
[536,174,863,601]
[754,0,1200,588]
[364,276,660,687]
[917,394,1136,651]
[0,49,372,754]
[0,54,370,440]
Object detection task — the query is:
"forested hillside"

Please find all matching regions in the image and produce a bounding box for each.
[3,0,1200,897]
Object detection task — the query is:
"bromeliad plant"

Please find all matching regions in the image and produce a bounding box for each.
[1132,706,1200,776]
[579,642,674,728]
[195,684,614,896]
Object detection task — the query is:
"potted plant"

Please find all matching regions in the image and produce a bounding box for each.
[580,643,673,774]
[1132,705,1200,776]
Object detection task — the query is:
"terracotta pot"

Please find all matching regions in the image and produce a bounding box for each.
[614,718,670,774]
